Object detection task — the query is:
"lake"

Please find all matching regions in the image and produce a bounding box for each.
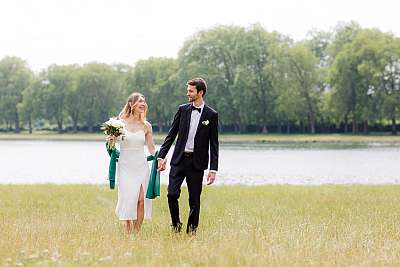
[1,140,399,185]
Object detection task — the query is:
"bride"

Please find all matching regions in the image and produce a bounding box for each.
[108,92,157,234]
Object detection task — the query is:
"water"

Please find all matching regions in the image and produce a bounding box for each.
[1,140,399,185]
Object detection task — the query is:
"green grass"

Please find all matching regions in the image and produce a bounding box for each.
[2,184,400,266]
[1,131,400,143]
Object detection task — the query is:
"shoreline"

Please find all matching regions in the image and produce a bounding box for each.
[1,132,400,143]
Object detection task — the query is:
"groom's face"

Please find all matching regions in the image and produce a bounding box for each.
[187,85,201,102]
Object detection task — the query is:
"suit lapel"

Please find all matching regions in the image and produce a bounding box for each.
[194,105,208,140]
[184,104,192,138]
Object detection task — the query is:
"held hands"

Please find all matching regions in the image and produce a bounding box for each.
[207,171,216,185]
[157,158,167,171]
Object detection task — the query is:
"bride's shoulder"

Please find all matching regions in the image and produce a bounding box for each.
[144,121,152,133]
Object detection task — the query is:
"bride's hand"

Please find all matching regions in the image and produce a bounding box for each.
[157,158,167,171]
[162,158,167,170]
[106,135,116,143]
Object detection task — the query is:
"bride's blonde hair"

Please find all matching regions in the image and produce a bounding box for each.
[118,92,147,124]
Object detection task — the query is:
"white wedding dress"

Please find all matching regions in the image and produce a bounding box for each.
[115,129,152,220]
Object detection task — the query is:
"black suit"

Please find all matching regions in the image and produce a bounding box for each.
[158,103,219,233]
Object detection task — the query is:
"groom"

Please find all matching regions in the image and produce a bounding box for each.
[157,77,219,235]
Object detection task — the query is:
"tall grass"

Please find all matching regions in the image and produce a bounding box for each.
[1,185,400,266]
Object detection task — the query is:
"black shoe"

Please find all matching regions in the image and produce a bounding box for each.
[186,225,197,235]
[171,222,182,233]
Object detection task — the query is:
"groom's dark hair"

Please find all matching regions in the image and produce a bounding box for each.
[187,78,207,97]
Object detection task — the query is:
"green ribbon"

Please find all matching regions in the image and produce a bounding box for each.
[106,143,160,199]
[106,143,120,190]
[145,150,161,199]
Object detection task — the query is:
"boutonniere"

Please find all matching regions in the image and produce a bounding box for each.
[202,120,210,126]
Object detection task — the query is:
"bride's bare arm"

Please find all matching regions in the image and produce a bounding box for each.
[144,121,155,155]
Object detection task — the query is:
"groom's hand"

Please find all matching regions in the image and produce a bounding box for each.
[207,172,216,185]
[157,158,167,171]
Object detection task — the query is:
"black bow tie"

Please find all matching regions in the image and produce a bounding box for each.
[191,106,201,113]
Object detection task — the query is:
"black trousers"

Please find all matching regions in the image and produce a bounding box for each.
[167,153,204,233]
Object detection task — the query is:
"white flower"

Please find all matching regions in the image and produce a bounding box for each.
[105,118,125,129]
[110,118,124,128]
[202,120,210,126]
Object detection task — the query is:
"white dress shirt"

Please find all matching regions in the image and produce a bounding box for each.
[184,102,204,152]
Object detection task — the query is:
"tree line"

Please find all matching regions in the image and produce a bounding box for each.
[0,21,399,134]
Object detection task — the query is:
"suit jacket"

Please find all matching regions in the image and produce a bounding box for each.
[158,103,219,171]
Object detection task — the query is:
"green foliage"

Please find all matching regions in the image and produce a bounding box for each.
[76,63,123,132]
[0,22,399,134]
[330,28,400,133]
[0,57,33,132]
[286,44,321,133]
[179,25,247,131]
[126,57,179,132]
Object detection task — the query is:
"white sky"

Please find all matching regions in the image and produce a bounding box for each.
[0,0,399,72]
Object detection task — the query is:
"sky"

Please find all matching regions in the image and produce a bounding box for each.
[0,0,399,72]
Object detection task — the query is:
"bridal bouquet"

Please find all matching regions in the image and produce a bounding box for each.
[101,118,125,149]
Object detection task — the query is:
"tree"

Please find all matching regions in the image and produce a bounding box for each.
[380,50,400,134]
[77,63,121,132]
[330,29,398,134]
[287,44,321,133]
[328,21,362,62]
[239,24,289,133]
[126,57,179,132]
[179,25,247,132]
[38,65,78,133]
[17,77,43,133]
[65,66,82,133]
[358,32,400,134]
[0,56,33,132]
[305,29,332,67]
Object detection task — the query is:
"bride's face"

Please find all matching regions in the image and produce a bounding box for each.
[131,96,146,114]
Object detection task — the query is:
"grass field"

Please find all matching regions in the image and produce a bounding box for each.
[1,185,400,266]
[1,131,400,143]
